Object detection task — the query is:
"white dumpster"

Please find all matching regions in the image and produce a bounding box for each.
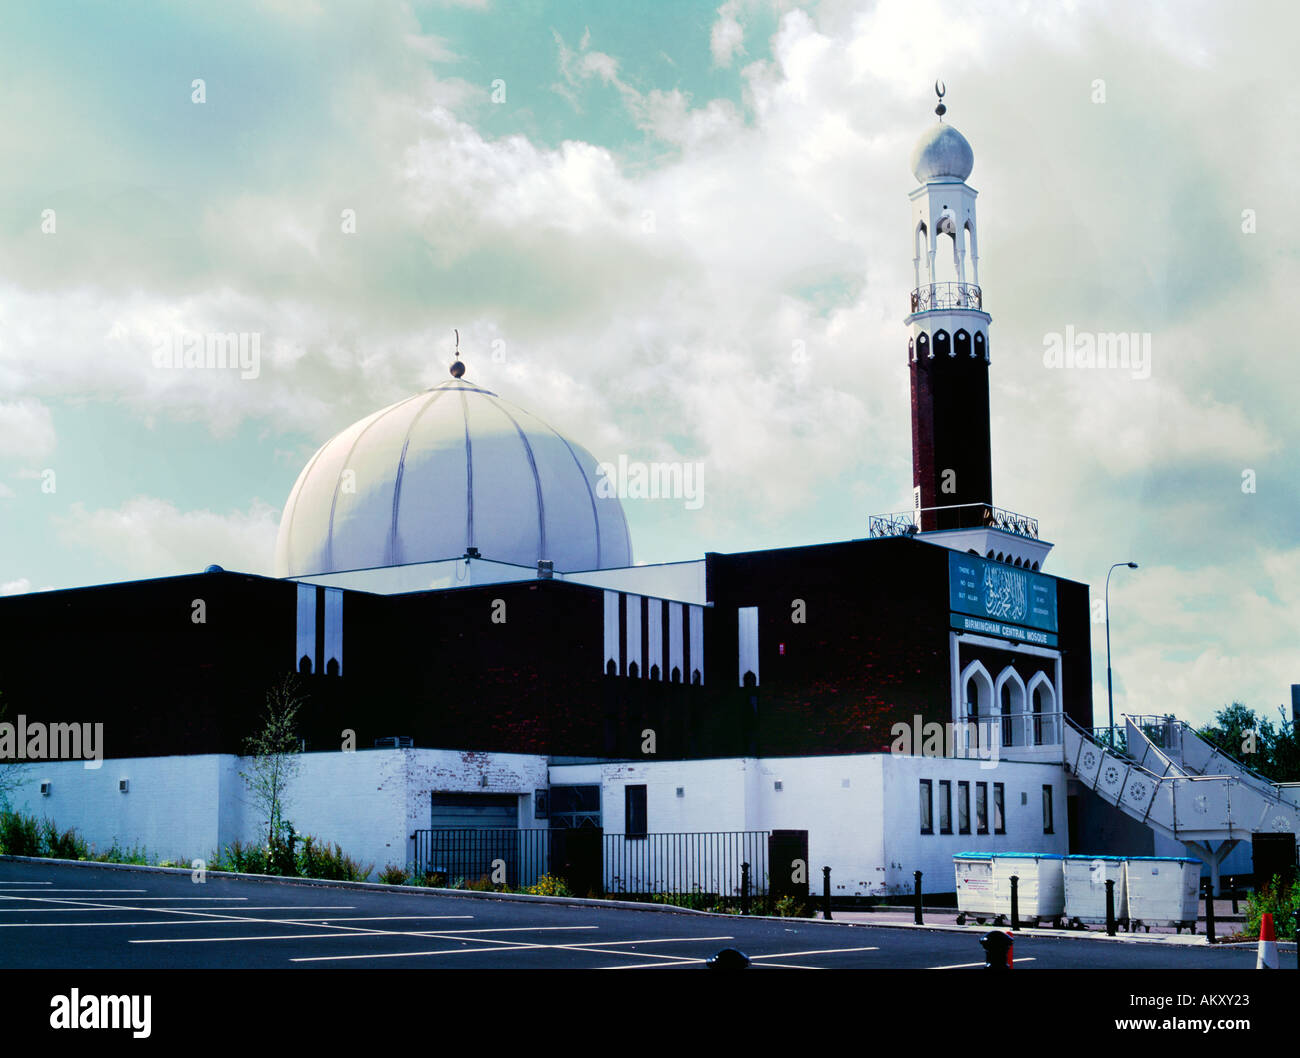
[953,853,997,925]
[1125,856,1201,933]
[1064,855,1128,928]
[992,852,1066,927]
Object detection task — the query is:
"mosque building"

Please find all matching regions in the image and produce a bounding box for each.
[4,91,1275,897]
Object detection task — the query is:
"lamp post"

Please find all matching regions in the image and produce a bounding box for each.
[1105,561,1139,745]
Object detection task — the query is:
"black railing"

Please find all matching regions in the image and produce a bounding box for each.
[910,281,982,313]
[411,828,553,889]
[604,830,769,898]
[867,503,1039,541]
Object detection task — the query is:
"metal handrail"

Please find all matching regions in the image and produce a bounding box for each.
[867,502,1040,541]
[909,281,983,313]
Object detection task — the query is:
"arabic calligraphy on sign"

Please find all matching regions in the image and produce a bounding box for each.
[981,564,1028,623]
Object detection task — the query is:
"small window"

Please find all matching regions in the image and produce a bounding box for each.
[993,783,1005,835]
[938,780,952,834]
[958,781,970,835]
[976,782,988,835]
[1042,784,1054,835]
[625,784,647,838]
[919,780,933,834]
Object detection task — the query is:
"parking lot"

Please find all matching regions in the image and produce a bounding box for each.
[0,860,1264,970]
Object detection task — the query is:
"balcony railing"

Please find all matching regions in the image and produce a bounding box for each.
[910,281,982,313]
[867,502,1039,541]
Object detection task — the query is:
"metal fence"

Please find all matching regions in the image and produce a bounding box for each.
[603,830,769,898]
[411,828,553,889]
[409,828,770,898]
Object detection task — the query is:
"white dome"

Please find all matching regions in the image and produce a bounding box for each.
[274,376,632,577]
[910,122,974,183]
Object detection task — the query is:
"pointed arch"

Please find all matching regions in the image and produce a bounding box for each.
[995,666,1028,747]
[959,659,994,750]
[1027,671,1058,745]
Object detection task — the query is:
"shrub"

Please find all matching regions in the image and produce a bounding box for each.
[295,834,372,881]
[525,873,572,897]
[40,820,88,860]
[377,863,409,886]
[1246,874,1300,937]
[772,895,813,918]
[0,810,43,856]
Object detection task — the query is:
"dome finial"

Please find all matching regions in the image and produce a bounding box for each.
[450,328,466,378]
[934,79,947,121]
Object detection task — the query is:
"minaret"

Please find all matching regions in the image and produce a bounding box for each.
[907,83,992,533]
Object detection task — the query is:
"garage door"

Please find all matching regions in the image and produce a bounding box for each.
[430,792,520,830]
[427,794,524,886]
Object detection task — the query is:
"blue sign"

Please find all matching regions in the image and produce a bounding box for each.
[948,551,1057,635]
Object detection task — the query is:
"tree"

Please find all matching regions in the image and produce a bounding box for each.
[239,676,305,846]
[0,694,35,811]
[1197,702,1300,783]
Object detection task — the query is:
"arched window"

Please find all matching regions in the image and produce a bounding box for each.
[650,664,660,681]
[954,330,971,359]
[325,657,340,677]
[917,333,931,358]
[1028,673,1058,745]
[298,655,313,675]
[996,668,1028,748]
[934,330,951,358]
[974,331,987,361]
[671,666,681,684]
[691,669,701,686]
[959,660,994,752]
[628,661,639,679]
[606,659,617,677]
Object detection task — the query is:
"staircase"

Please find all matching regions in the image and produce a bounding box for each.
[1062,714,1300,890]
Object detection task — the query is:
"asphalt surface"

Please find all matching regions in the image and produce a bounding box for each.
[0,860,1265,970]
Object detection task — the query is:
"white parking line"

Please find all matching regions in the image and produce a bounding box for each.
[928,957,1036,969]
[292,934,738,965]
[602,944,880,970]
[0,905,356,915]
[0,888,148,893]
[131,925,597,945]
[0,899,249,909]
[0,881,51,885]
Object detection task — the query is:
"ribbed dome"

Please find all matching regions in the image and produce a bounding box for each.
[274,377,632,577]
[910,122,974,183]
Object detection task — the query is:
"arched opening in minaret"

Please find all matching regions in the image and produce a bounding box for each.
[996,667,1028,747]
[954,330,971,358]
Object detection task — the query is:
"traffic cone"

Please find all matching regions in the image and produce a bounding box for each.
[1256,913,1278,970]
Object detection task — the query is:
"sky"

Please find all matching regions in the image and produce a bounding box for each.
[0,0,1296,729]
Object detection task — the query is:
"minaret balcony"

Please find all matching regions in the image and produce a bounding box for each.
[868,503,1039,541]
[909,281,982,313]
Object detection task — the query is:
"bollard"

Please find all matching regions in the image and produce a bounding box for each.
[1105,878,1116,936]
[706,948,750,970]
[1229,875,1238,915]
[822,865,832,920]
[914,870,924,925]
[1009,874,1020,931]
[980,930,1013,970]
[740,862,751,916]
[1294,909,1300,971]
[1203,879,1216,944]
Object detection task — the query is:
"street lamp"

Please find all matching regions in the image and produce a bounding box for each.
[1105,561,1139,745]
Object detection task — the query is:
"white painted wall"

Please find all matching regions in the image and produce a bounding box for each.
[8,748,549,878]
[882,755,1068,896]
[551,753,1068,897]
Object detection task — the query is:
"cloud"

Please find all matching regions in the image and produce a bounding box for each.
[55,498,279,579]
[710,1,746,67]
[0,399,55,462]
[0,578,32,596]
